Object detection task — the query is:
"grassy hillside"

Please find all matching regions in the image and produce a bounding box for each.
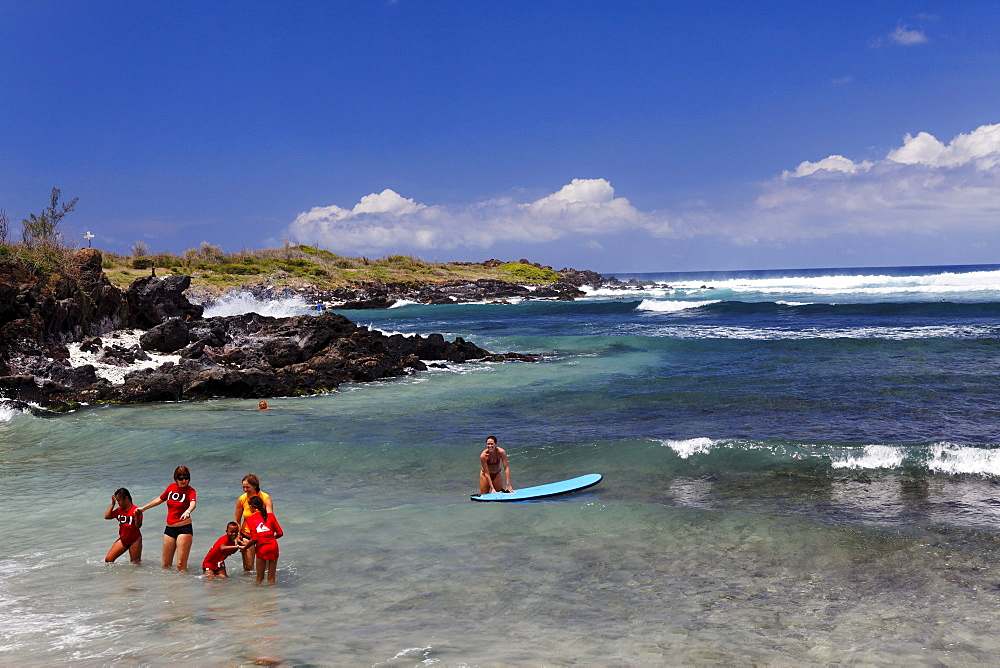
[93,244,563,292]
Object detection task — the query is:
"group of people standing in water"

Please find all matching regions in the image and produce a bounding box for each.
[104,468,283,585]
[103,436,508,584]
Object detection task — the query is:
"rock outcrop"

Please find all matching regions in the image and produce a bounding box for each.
[0,250,537,411]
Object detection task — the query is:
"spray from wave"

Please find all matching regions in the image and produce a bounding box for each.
[202,291,313,318]
[597,265,1000,304]
[657,437,1000,476]
[637,300,720,313]
[0,405,24,423]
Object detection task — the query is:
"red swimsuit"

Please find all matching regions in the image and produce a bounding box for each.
[114,504,142,547]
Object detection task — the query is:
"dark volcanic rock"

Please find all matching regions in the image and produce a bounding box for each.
[0,249,127,345]
[140,318,190,353]
[300,266,609,310]
[530,282,586,300]
[0,251,549,409]
[556,268,606,288]
[98,344,151,366]
[125,274,203,328]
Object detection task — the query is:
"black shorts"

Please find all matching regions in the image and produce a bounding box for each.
[163,524,193,538]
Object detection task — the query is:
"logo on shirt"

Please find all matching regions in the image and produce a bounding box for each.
[168,491,187,502]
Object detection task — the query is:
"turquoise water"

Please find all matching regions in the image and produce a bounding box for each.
[4,264,1000,664]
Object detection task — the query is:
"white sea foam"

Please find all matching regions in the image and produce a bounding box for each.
[925,443,1000,476]
[659,438,1000,477]
[0,405,23,423]
[369,326,419,338]
[637,299,721,312]
[65,330,180,385]
[373,646,437,666]
[611,267,1000,302]
[625,323,996,340]
[202,290,312,318]
[584,285,677,300]
[660,437,715,458]
[818,442,1000,476]
[829,444,907,470]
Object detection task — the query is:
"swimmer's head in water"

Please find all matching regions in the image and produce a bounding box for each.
[258,401,269,410]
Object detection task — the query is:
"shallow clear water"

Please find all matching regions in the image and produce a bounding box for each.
[4,263,1000,664]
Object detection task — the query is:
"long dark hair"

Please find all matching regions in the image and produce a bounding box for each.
[248,494,268,520]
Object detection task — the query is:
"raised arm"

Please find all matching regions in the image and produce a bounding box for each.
[104,496,118,520]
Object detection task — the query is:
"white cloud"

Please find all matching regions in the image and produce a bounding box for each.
[890,25,928,45]
[288,124,1000,258]
[289,178,664,255]
[785,155,873,178]
[709,123,1000,242]
[887,126,1000,169]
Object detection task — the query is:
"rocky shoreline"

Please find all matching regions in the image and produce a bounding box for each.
[198,263,610,310]
[0,250,618,413]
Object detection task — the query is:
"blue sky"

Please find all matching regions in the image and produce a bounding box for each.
[3,1,1000,273]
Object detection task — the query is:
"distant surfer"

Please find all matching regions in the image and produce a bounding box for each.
[479,435,513,494]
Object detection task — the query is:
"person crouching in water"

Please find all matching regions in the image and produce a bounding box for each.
[202,522,245,579]
[104,488,143,564]
[479,435,513,494]
[245,495,283,585]
[201,522,246,580]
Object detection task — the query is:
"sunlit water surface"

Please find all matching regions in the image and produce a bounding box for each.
[5,264,1000,664]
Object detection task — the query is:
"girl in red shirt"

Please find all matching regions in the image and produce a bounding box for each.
[138,466,197,572]
[104,487,143,564]
[245,495,283,585]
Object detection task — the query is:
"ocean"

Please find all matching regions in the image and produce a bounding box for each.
[4,263,1000,664]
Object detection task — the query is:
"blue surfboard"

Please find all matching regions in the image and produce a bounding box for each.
[471,473,603,502]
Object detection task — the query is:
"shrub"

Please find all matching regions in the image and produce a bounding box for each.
[497,262,558,283]
[152,253,183,268]
[215,263,263,275]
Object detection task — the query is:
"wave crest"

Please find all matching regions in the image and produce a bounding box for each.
[202,291,313,318]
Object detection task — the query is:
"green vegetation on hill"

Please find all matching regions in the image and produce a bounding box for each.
[496,261,559,282]
[2,187,571,292]
[2,238,565,294]
[100,244,562,292]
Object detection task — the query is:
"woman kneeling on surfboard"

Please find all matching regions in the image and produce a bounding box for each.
[479,435,514,494]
